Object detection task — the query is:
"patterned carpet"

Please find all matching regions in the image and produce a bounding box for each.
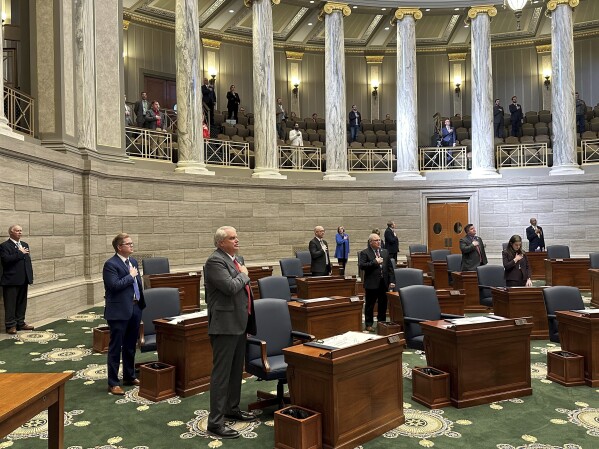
[1,299,599,449]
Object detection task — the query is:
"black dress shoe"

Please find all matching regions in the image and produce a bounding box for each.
[206,425,240,439]
[224,411,257,422]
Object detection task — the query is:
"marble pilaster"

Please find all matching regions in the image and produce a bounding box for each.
[393,9,423,180]
[0,4,23,140]
[548,0,583,176]
[321,2,354,181]
[287,52,303,118]
[468,6,500,179]
[449,53,467,116]
[175,0,214,175]
[248,0,286,179]
[536,45,552,111]
[366,56,383,121]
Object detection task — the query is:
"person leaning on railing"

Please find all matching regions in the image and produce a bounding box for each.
[288,123,304,147]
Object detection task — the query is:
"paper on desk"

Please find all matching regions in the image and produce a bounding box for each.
[571,309,599,314]
[296,297,335,303]
[315,331,382,349]
[168,310,208,324]
[446,316,501,325]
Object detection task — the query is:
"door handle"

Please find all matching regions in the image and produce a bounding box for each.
[448,238,452,247]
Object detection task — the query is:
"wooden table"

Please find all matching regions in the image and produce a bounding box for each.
[544,258,591,290]
[246,265,273,300]
[591,269,599,308]
[387,289,465,326]
[526,251,547,280]
[0,373,72,448]
[295,276,357,299]
[556,310,599,386]
[421,318,532,408]
[143,272,202,313]
[407,253,431,272]
[428,261,450,289]
[284,335,405,449]
[288,296,363,339]
[491,287,548,339]
[452,271,488,312]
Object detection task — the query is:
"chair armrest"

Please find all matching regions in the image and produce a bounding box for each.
[138,321,145,348]
[246,337,270,372]
[291,330,314,342]
[547,314,557,320]
[403,316,427,324]
[478,284,495,290]
[284,274,297,279]
[440,313,464,319]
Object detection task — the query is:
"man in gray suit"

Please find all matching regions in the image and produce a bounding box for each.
[204,226,257,439]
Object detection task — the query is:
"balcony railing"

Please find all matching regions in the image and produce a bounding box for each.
[279,145,322,171]
[582,139,599,164]
[4,86,34,136]
[419,146,467,171]
[204,138,250,167]
[496,143,548,168]
[125,127,172,161]
[348,148,394,172]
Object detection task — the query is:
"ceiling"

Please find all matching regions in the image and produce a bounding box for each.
[123,0,599,50]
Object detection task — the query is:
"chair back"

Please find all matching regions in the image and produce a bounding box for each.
[430,249,451,261]
[476,265,505,307]
[141,287,181,352]
[409,244,427,254]
[547,245,570,259]
[446,254,462,284]
[258,276,292,301]
[295,250,312,266]
[590,252,599,269]
[142,257,170,276]
[279,258,304,292]
[394,268,424,290]
[542,286,584,343]
[502,242,508,251]
[399,285,441,349]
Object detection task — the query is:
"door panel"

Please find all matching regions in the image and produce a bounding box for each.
[427,202,469,253]
[448,203,469,254]
[428,204,449,252]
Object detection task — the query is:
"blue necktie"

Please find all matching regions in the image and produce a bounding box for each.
[126,259,141,300]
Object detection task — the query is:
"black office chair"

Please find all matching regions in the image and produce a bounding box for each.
[399,285,463,350]
[542,286,584,343]
[476,265,505,308]
[409,244,427,254]
[394,268,424,291]
[446,254,462,286]
[257,276,292,301]
[139,287,181,352]
[245,298,313,410]
[279,258,304,294]
[502,243,508,251]
[142,257,170,276]
[547,245,570,259]
[295,251,312,275]
[430,249,451,262]
[589,252,599,269]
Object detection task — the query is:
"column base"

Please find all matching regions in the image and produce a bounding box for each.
[394,170,425,181]
[323,170,356,181]
[174,161,215,176]
[0,121,25,141]
[549,164,584,176]
[469,167,502,179]
[252,168,287,179]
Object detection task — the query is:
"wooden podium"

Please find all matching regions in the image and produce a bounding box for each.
[284,335,405,449]
[591,269,599,308]
[428,261,450,289]
[407,253,431,272]
[556,310,599,386]
[246,265,273,300]
[526,251,547,280]
[154,316,212,397]
[491,287,549,339]
[452,271,488,312]
[144,272,202,313]
[421,317,532,408]
[296,276,357,299]
[544,258,591,289]
[387,289,465,325]
[288,297,363,339]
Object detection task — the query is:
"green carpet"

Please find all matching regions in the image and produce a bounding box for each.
[1,306,598,449]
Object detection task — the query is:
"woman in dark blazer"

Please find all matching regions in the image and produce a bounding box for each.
[503,235,532,287]
[226,85,241,121]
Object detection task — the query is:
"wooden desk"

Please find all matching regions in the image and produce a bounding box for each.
[407,253,431,272]
[387,289,465,326]
[544,258,591,289]
[155,316,211,397]
[556,310,599,387]
[0,373,72,448]
[428,261,450,289]
[247,266,273,300]
[296,276,357,299]
[526,251,547,280]
[144,272,202,313]
[452,271,488,313]
[288,297,363,339]
[491,287,548,339]
[591,269,599,308]
[284,336,405,449]
[421,318,532,408]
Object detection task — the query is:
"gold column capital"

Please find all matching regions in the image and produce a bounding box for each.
[318,2,351,21]
[286,51,304,60]
[391,8,423,25]
[536,44,552,54]
[467,5,498,20]
[244,0,280,8]
[448,53,467,61]
[123,20,130,31]
[365,56,384,64]
[547,0,579,11]
[201,38,222,50]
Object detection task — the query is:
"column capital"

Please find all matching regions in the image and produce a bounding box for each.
[547,0,579,11]
[467,5,497,21]
[448,52,467,61]
[318,2,351,21]
[244,0,280,8]
[391,8,422,25]
[536,44,551,54]
[201,38,221,50]
[123,20,130,30]
[286,50,304,60]
[365,55,384,64]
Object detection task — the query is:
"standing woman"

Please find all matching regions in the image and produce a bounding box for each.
[226,85,241,121]
[335,226,350,274]
[503,235,532,287]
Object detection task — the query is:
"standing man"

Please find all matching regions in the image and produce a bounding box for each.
[509,96,523,137]
[460,224,488,272]
[309,226,331,276]
[288,123,304,147]
[202,78,216,126]
[145,101,164,130]
[493,99,505,138]
[204,226,256,439]
[124,95,134,127]
[526,218,545,252]
[348,105,361,142]
[384,221,399,262]
[0,225,34,334]
[133,91,149,127]
[276,98,287,140]
[359,234,395,332]
[103,233,146,395]
[576,92,587,136]
[226,85,241,122]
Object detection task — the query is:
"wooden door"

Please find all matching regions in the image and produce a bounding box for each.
[144,76,177,109]
[427,202,468,253]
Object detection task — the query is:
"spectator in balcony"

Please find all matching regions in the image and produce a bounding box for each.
[145,101,165,130]
[288,123,304,147]
[441,118,456,165]
[493,98,505,138]
[289,111,297,122]
[576,92,587,136]
[202,78,216,125]
[276,98,287,140]
[133,91,149,127]
[311,113,318,123]
[348,105,361,142]
[124,95,133,127]
[226,85,241,122]
[509,96,523,137]
[385,113,392,121]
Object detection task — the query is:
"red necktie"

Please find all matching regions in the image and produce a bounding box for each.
[233,259,252,315]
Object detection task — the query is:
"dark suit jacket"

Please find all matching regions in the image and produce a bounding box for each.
[0,239,33,285]
[102,254,146,321]
[202,84,216,106]
[226,92,240,109]
[441,126,456,146]
[460,235,488,271]
[526,225,545,252]
[144,109,165,130]
[358,246,395,290]
[509,103,523,123]
[134,100,149,127]
[309,237,330,275]
[502,250,531,285]
[348,110,361,126]
[493,105,505,124]
[384,227,399,254]
[204,248,256,336]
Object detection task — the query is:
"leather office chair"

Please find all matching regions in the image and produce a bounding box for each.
[139,287,181,352]
[409,244,427,254]
[142,257,170,276]
[590,252,599,269]
[430,249,451,262]
[245,298,313,410]
[476,265,505,308]
[502,243,508,251]
[542,286,584,343]
[399,285,463,350]
[446,254,462,286]
[295,250,312,275]
[279,258,304,294]
[546,245,570,259]
[394,268,424,291]
[257,276,292,302]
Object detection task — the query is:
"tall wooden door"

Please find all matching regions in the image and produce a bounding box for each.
[144,75,177,109]
[427,203,469,253]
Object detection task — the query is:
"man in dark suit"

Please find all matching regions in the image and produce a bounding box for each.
[359,233,396,332]
[460,224,488,272]
[509,95,523,137]
[103,233,146,396]
[309,226,331,276]
[0,224,34,334]
[205,226,256,439]
[202,77,216,126]
[384,221,399,262]
[493,99,505,138]
[133,91,149,127]
[144,100,165,130]
[348,105,361,142]
[526,217,545,252]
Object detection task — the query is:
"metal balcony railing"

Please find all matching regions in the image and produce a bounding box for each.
[419,146,467,171]
[125,127,172,161]
[279,145,322,171]
[496,143,548,168]
[348,148,394,172]
[4,86,34,136]
[582,139,599,164]
[204,138,250,167]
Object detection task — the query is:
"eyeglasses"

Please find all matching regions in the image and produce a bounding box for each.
[120,242,134,247]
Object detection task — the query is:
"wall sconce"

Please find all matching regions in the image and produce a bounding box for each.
[371,81,379,98]
[454,76,462,97]
[544,75,551,90]
[292,79,300,98]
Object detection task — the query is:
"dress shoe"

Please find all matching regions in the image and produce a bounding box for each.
[6,327,17,335]
[17,324,34,331]
[224,410,257,422]
[123,378,140,386]
[365,326,374,332]
[108,385,125,395]
[206,425,240,439]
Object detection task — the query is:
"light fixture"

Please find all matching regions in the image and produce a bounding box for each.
[292,79,300,98]
[544,75,551,90]
[454,76,462,97]
[372,81,379,98]
[209,70,217,84]
[504,0,530,31]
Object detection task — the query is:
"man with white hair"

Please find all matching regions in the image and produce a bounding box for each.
[309,226,331,276]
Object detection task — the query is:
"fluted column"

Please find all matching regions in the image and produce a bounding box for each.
[548,0,583,175]
[175,0,214,175]
[468,6,500,178]
[321,2,354,181]
[247,0,286,179]
[392,8,423,180]
[0,3,23,140]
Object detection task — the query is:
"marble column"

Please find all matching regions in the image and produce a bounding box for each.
[393,9,423,180]
[0,4,23,140]
[175,0,214,175]
[468,6,500,179]
[548,0,583,176]
[247,0,286,179]
[321,2,354,181]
